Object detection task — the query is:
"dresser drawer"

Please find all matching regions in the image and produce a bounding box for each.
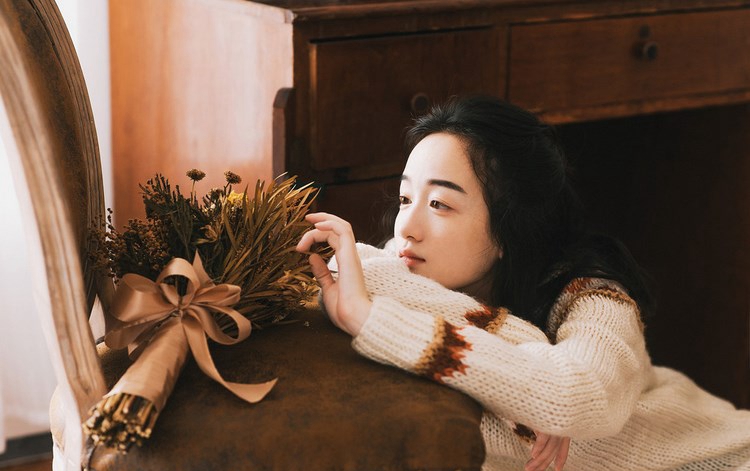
[309,27,504,173]
[508,10,750,112]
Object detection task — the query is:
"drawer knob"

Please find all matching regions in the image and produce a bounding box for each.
[638,41,659,61]
[410,93,431,114]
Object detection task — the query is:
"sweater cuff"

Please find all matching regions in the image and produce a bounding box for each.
[352,295,437,372]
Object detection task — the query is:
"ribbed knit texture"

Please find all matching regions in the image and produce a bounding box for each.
[332,243,750,471]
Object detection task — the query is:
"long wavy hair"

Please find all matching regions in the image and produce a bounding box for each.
[396,95,653,330]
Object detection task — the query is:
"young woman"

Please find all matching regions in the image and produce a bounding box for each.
[296,96,750,471]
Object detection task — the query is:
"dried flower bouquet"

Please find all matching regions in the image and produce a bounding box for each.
[84,171,325,451]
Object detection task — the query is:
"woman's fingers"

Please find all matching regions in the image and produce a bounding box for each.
[554,437,570,471]
[536,437,559,470]
[304,211,344,224]
[526,437,557,471]
[298,214,363,283]
[306,252,342,329]
[527,433,566,471]
[531,432,549,458]
[308,218,355,248]
[296,213,353,253]
[308,253,334,290]
[296,227,339,253]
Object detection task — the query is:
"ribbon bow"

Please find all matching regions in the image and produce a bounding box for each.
[105,253,276,407]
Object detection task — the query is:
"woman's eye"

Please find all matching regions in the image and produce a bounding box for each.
[430,200,450,210]
[398,195,411,205]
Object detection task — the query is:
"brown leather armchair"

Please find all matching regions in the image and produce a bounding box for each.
[0,0,484,470]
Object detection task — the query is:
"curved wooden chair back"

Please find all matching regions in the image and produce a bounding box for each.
[0,0,108,468]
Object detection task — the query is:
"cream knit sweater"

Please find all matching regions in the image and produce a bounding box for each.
[332,243,750,471]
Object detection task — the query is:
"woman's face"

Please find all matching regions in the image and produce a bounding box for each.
[394,132,502,301]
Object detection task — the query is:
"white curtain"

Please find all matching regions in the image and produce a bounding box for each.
[0,0,111,453]
[0,153,58,449]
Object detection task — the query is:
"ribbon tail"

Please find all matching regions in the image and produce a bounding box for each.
[182,315,276,403]
[188,305,252,345]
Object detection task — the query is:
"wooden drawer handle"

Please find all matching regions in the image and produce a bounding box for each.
[638,40,659,61]
[410,93,430,114]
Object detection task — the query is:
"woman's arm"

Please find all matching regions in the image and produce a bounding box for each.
[321,233,648,440]
[353,288,648,441]
[349,244,551,346]
[331,232,649,440]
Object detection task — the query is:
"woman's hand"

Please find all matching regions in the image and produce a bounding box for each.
[295,212,372,336]
[526,432,570,471]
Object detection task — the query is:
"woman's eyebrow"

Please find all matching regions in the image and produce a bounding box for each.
[400,175,467,194]
[429,179,467,194]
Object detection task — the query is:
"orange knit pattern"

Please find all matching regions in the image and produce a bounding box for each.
[416,318,472,383]
[464,306,510,334]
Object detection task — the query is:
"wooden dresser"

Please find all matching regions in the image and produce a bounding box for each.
[110,0,750,408]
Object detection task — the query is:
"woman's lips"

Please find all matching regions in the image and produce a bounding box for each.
[399,250,425,268]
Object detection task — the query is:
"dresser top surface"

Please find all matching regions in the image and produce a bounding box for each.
[243,0,748,17]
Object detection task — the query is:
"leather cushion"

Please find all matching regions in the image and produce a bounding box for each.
[93,307,485,471]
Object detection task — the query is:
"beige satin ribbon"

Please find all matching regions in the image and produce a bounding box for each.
[105,253,276,409]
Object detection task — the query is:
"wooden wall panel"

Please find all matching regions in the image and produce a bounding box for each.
[110,0,293,224]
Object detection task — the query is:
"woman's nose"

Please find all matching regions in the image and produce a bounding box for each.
[395,206,423,242]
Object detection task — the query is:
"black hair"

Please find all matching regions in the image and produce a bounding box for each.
[398,95,653,331]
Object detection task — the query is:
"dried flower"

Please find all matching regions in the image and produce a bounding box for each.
[225,191,247,207]
[186,169,206,182]
[198,224,219,243]
[224,171,242,185]
[90,172,326,324]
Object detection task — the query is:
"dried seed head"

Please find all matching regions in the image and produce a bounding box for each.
[224,171,242,185]
[186,169,206,182]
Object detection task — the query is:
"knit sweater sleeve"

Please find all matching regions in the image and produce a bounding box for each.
[335,243,550,345]
[345,244,649,440]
